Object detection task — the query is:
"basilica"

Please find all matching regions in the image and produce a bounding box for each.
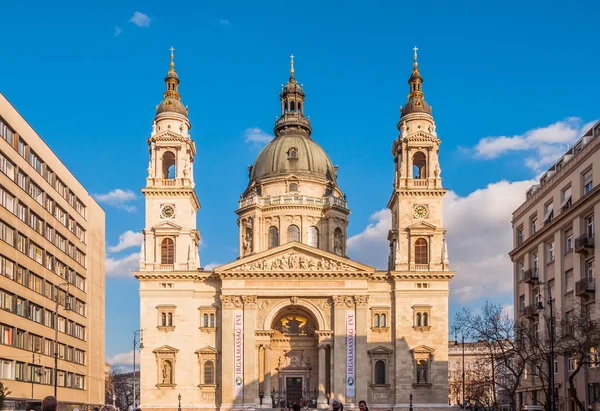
[135,49,455,411]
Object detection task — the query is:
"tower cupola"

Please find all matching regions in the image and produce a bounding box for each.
[156,47,189,117]
[274,55,312,137]
[400,47,432,118]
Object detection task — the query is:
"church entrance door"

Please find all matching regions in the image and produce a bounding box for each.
[286,377,303,405]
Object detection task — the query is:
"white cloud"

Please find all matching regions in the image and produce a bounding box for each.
[106,351,133,366]
[220,19,232,26]
[473,118,597,172]
[129,11,151,28]
[347,179,536,304]
[244,127,272,144]
[106,252,140,277]
[108,230,143,253]
[347,209,391,269]
[94,189,137,212]
[114,26,122,36]
[502,304,515,320]
[203,262,222,271]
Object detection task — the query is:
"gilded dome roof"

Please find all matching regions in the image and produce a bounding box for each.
[156,98,188,116]
[250,134,336,183]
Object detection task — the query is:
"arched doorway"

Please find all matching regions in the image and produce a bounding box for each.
[269,307,319,408]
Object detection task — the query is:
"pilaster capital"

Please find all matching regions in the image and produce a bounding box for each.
[315,330,333,345]
[220,295,243,308]
[354,295,369,307]
[331,295,354,308]
[242,295,258,308]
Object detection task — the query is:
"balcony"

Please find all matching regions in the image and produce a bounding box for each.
[575,233,595,254]
[575,277,595,296]
[521,304,539,318]
[238,194,348,210]
[523,268,539,284]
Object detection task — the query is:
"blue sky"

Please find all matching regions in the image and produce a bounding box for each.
[1,0,599,366]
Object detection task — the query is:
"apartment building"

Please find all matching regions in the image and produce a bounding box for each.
[510,120,600,411]
[0,93,105,411]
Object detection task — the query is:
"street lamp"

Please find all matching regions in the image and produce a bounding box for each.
[54,282,71,399]
[454,335,466,408]
[133,330,143,409]
[178,393,182,411]
[409,392,413,411]
[536,281,556,411]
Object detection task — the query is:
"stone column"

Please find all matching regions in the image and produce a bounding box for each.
[243,296,258,406]
[318,344,327,407]
[355,296,369,403]
[332,296,352,404]
[220,295,242,407]
[264,345,272,408]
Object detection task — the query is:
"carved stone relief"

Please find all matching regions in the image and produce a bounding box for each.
[233,251,357,271]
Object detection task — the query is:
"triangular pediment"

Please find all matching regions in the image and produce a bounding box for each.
[153,345,179,354]
[214,242,375,274]
[368,346,394,355]
[152,221,182,232]
[406,221,438,232]
[410,345,435,355]
[195,346,219,354]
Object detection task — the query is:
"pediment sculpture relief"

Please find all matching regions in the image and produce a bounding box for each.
[233,251,357,271]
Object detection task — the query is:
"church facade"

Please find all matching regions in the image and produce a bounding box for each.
[136,50,455,411]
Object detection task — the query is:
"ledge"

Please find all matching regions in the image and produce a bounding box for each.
[156,383,177,388]
[413,326,431,332]
[370,384,391,390]
[199,384,218,392]
[371,327,390,333]
[412,383,432,388]
[157,326,176,332]
[200,327,218,334]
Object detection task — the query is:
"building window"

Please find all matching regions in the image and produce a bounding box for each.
[565,269,574,293]
[374,360,386,384]
[268,226,279,249]
[518,261,525,281]
[288,182,298,192]
[586,215,595,236]
[204,361,215,384]
[565,228,573,252]
[0,153,14,180]
[583,170,593,195]
[543,203,554,225]
[413,305,432,331]
[0,119,15,145]
[29,151,42,174]
[157,306,176,331]
[517,227,523,245]
[415,238,428,265]
[531,217,537,235]
[412,151,426,179]
[561,186,572,211]
[161,238,175,265]
[287,147,298,159]
[308,226,319,248]
[568,357,577,372]
[199,306,218,333]
[287,225,300,243]
[546,241,555,262]
[585,259,595,281]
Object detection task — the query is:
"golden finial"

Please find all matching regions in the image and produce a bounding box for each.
[413,46,419,69]
[169,46,175,71]
[290,54,295,76]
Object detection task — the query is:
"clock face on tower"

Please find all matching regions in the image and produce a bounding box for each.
[413,205,428,219]
[161,204,176,219]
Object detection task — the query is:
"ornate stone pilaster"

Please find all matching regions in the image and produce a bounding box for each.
[220,295,243,308]
[263,345,273,408]
[242,295,258,308]
[318,344,327,407]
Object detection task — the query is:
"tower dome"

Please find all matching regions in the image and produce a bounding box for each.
[156,47,189,118]
[400,46,432,118]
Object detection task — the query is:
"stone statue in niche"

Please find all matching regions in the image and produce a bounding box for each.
[434,164,441,179]
[417,360,427,383]
[400,121,407,138]
[243,228,253,255]
[334,233,343,255]
[162,360,172,384]
[151,121,157,136]
[147,160,153,178]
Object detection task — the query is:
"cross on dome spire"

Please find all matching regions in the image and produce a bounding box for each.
[290,54,295,77]
[413,46,419,68]
[169,47,175,71]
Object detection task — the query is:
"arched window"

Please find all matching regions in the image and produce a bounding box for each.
[287,225,300,243]
[423,312,429,326]
[415,238,428,265]
[285,101,289,112]
[268,227,279,249]
[204,361,215,385]
[308,226,319,248]
[161,238,175,264]
[210,314,215,328]
[162,151,176,179]
[374,314,380,327]
[416,312,422,326]
[203,314,208,328]
[374,360,386,384]
[167,313,173,326]
[290,101,295,112]
[412,151,426,179]
[334,227,344,255]
[381,314,387,327]
[161,312,167,326]
[298,102,302,113]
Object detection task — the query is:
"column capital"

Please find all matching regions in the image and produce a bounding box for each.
[354,295,369,307]
[242,295,258,308]
[331,295,355,308]
[220,295,243,308]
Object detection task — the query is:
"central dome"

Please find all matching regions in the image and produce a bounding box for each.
[250,133,336,183]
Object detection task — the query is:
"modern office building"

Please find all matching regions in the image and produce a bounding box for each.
[0,93,105,411]
[510,120,600,411]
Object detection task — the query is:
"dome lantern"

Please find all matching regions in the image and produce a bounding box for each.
[400,46,432,118]
[274,55,312,137]
[156,47,189,117]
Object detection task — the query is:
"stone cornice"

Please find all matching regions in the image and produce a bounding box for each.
[390,271,455,279]
[135,271,199,280]
[218,271,371,279]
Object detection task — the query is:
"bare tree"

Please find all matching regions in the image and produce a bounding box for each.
[454,301,528,411]
[105,368,139,411]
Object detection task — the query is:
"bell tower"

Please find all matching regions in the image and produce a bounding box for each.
[140,48,201,272]
[387,47,449,272]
